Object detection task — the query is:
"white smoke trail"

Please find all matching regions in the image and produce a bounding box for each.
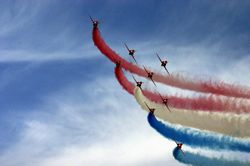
[134,87,250,138]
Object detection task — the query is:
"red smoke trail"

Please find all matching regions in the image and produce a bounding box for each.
[93,27,250,99]
[115,66,250,113]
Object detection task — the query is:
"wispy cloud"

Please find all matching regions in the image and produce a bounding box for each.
[0,44,98,62]
[0,1,47,36]
[0,75,180,166]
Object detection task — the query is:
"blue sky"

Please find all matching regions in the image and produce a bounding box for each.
[0,0,250,165]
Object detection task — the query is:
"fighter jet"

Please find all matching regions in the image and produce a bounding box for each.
[124,43,137,64]
[132,75,143,90]
[156,53,170,75]
[89,16,99,28]
[144,102,155,114]
[143,66,156,86]
[158,92,171,112]
[175,141,184,155]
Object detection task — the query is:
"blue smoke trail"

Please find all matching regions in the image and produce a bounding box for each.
[173,147,249,166]
[147,112,250,152]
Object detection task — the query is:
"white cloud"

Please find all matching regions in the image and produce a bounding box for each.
[0,43,99,62]
[0,1,48,36]
[37,134,175,166]
[0,76,181,166]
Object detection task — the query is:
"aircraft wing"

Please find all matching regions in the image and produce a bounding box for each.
[143,66,149,74]
[132,75,137,83]
[131,55,138,64]
[144,102,151,111]
[124,43,130,51]
[164,66,170,75]
[89,15,94,23]
[150,78,157,87]
[156,53,162,62]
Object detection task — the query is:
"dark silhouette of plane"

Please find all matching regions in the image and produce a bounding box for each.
[175,141,184,155]
[156,53,170,75]
[143,66,156,86]
[132,75,143,90]
[124,43,137,64]
[158,92,171,112]
[116,61,121,67]
[89,16,99,28]
[144,102,155,114]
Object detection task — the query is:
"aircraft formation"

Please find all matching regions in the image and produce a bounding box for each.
[90,16,250,166]
[89,16,184,152]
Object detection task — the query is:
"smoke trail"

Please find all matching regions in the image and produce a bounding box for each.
[115,66,250,113]
[93,27,250,99]
[134,87,250,138]
[148,112,250,152]
[173,148,249,166]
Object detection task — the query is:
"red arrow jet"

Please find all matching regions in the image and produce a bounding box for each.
[89,16,99,28]
[144,102,155,114]
[156,53,170,75]
[158,92,171,112]
[175,141,184,155]
[143,66,156,87]
[132,75,143,90]
[124,43,137,64]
